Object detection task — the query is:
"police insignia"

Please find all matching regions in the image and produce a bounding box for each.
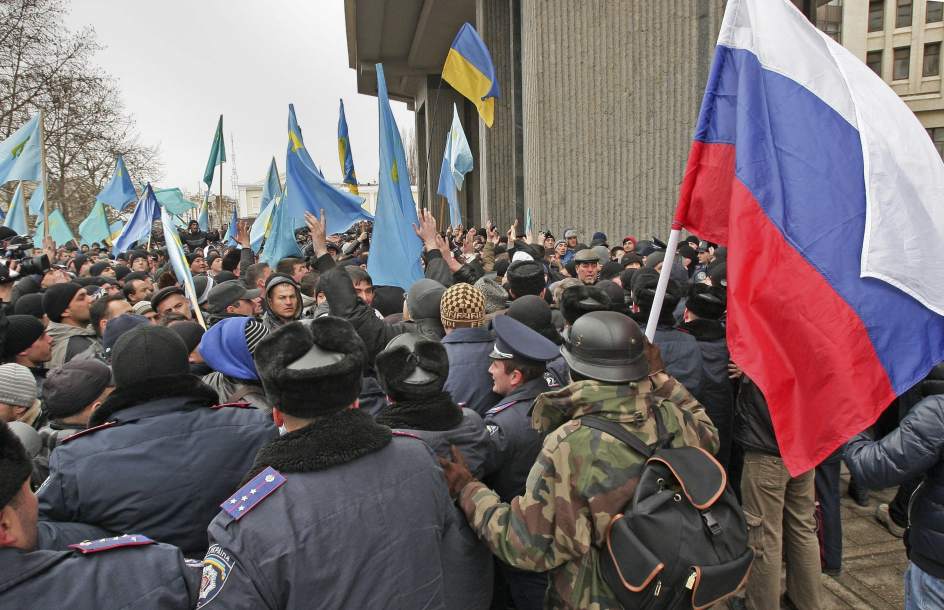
[221,466,286,520]
[68,534,154,554]
[544,372,560,388]
[197,544,235,607]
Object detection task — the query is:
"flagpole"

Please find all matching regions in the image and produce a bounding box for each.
[643,223,682,341]
[38,110,49,239]
[218,163,224,232]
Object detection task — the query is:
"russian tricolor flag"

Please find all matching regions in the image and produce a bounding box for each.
[676,0,944,474]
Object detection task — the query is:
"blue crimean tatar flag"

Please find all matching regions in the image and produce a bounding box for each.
[0,114,42,184]
[338,99,359,195]
[366,64,423,290]
[3,182,27,235]
[112,183,160,254]
[436,104,473,228]
[97,155,137,210]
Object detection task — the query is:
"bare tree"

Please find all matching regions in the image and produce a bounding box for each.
[401,127,418,186]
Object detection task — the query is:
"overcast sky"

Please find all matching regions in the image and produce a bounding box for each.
[64,0,414,198]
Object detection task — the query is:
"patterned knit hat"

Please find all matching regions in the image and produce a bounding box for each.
[474,277,508,314]
[0,363,37,408]
[439,283,486,329]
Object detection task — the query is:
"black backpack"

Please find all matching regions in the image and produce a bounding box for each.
[582,414,754,609]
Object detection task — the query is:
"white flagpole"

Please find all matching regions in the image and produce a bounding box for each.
[644,224,682,341]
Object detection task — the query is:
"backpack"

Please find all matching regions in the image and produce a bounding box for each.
[582,412,753,610]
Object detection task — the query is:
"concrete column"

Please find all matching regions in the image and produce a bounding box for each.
[475,0,519,230]
[415,77,464,226]
[520,0,725,241]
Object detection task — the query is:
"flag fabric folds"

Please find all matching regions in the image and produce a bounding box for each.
[338,99,359,195]
[113,184,159,254]
[251,158,282,252]
[442,23,500,127]
[0,114,42,184]
[28,181,44,216]
[259,193,301,267]
[79,200,111,245]
[366,64,424,290]
[436,104,473,228]
[282,104,372,236]
[202,115,226,188]
[160,204,207,328]
[106,221,124,246]
[3,182,27,235]
[97,155,137,211]
[674,0,944,475]
[197,195,209,232]
[154,188,196,216]
[224,205,238,246]
[46,209,75,245]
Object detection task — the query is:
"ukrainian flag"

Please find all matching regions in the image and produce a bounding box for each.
[337,99,359,195]
[442,23,500,127]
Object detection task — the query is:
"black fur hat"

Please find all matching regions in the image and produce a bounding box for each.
[560,284,612,326]
[375,333,450,400]
[254,317,366,418]
[0,422,32,508]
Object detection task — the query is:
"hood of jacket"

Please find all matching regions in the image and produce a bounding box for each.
[45,321,96,342]
[262,274,303,323]
[198,317,258,380]
[530,377,668,434]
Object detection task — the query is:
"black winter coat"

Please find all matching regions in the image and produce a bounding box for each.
[733,376,780,456]
[844,394,944,578]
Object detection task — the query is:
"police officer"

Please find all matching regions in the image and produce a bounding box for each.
[199,317,491,609]
[0,421,201,608]
[482,314,561,610]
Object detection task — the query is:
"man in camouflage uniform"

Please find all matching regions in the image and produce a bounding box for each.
[441,311,718,609]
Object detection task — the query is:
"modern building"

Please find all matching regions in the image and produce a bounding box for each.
[806,0,944,157]
[345,1,727,240]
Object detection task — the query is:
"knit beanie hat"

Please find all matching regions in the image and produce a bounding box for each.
[0,363,37,408]
[89,262,111,277]
[13,293,44,319]
[440,283,486,329]
[168,320,206,354]
[42,282,82,323]
[375,333,449,400]
[0,422,32,508]
[506,295,562,345]
[474,276,508,314]
[70,254,88,275]
[2,315,44,359]
[43,360,113,419]
[254,318,366,418]
[407,279,446,321]
[103,314,151,352]
[111,325,190,389]
[115,265,131,282]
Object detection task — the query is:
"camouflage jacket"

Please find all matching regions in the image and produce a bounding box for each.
[458,372,719,610]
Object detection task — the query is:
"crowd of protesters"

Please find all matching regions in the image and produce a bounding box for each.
[0,209,940,610]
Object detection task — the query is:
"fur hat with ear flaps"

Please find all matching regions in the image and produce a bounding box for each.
[254,317,366,418]
[375,333,450,400]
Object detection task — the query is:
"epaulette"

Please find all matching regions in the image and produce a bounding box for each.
[486,400,519,416]
[69,534,154,554]
[210,401,253,410]
[60,421,120,444]
[220,466,286,520]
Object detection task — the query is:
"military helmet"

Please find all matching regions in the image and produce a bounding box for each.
[561,311,648,383]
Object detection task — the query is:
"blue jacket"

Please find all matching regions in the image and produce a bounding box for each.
[844,394,944,578]
[653,326,705,398]
[0,541,200,609]
[200,409,492,609]
[38,378,277,556]
[442,326,501,416]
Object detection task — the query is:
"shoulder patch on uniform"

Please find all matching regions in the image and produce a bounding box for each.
[60,421,120,444]
[69,533,154,554]
[486,400,518,416]
[198,544,235,608]
[543,371,560,388]
[220,466,286,520]
[210,401,253,410]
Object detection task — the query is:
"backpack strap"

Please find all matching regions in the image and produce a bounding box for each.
[581,416,655,458]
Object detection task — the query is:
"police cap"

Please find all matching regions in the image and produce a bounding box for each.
[489,314,559,365]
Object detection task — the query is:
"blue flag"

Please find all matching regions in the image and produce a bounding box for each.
[224,204,238,246]
[282,104,372,236]
[154,188,196,216]
[366,64,424,290]
[259,193,301,267]
[79,200,111,245]
[338,99,359,194]
[112,184,159,254]
[3,182,27,235]
[47,209,75,245]
[106,221,124,245]
[197,194,209,232]
[251,158,282,253]
[27,181,43,216]
[0,114,42,185]
[261,157,282,208]
[436,104,473,228]
[160,204,207,328]
[97,155,137,210]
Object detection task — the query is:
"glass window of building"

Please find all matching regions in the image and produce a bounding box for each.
[927,127,944,158]
[869,0,885,31]
[924,42,941,76]
[816,0,843,42]
[897,0,913,27]
[928,0,944,23]
[867,50,884,76]
[894,46,911,79]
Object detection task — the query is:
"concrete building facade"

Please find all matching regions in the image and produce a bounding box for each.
[345,1,725,241]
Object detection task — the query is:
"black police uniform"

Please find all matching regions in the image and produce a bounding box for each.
[0,535,200,608]
[480,315,560,610]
